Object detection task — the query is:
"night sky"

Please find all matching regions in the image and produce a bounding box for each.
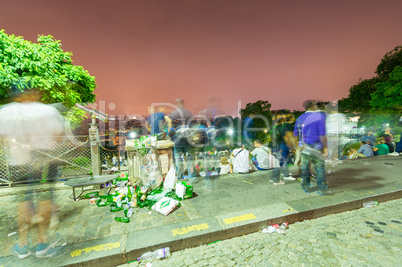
[1,0,402,116]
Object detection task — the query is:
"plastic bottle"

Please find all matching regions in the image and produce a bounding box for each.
[124,203,133,218]
[362,201,378,208]
[137,247,171,261]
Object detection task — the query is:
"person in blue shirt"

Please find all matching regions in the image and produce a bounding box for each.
[293,100,329,196]
[146,106,170,135]
[243,114,256,146]
[362,130,376,147]
[350,141,375,158]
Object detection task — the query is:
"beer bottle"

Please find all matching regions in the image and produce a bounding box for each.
[115,217,130,223]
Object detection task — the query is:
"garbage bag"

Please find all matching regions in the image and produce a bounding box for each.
[163,164,177,190]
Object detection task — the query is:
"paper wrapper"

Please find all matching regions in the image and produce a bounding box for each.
[151,197,179,216]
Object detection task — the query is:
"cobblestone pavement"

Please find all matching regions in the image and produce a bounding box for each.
[124,198,402,267]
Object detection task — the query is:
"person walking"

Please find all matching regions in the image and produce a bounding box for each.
[293,100,329,195]
[0,87,64,258]
[277,115,297,181]
[168,98,193,178]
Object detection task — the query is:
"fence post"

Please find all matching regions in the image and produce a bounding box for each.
[89,115,101,177]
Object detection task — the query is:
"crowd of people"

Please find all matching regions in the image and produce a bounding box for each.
[348,127,401,159]
[144,99,401,197]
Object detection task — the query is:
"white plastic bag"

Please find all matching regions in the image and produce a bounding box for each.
[163,164,177,190]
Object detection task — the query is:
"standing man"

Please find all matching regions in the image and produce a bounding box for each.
[168,98,193,152]
[168,98,193,178]
[294,100,329,195]
[277,115,297,181]
[242,113,256,147]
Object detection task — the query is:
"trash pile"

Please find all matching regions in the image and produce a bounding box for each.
[82,165,194,223]
[262,222,288,234]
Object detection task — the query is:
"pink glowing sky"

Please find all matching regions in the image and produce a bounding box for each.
[1,0,402,116]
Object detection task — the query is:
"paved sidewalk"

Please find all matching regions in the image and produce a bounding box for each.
[122,198,402,266]
[0,155,401,266]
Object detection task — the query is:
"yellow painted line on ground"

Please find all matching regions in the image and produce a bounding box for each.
[224,213,256,224]
[172,223,209,236]
[235,177,254,184]
[359,191,374,196]
[70,242,120,258]
[283,207,293,212]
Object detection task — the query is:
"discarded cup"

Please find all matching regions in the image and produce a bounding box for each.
[362,201,378,208]
[138,247,171,261]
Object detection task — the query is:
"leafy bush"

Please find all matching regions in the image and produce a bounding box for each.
[342,142,362,156]
[74,156,91,168]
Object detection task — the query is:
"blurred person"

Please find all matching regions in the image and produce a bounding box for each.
[168,98,193,129]
[325,104,347,175]
[198,97,224,121]
[229,144,253,174]
[242,113,256,145]
[326,105,347,161]
[362,130,376,147]
[373,138,390,156]
[277,115,297,180]
[294,100,329,195]
[168,98,193,177]
[145,106,169,135]
[384,126,394,139]
[0,88,64,259]
[382,127,395,153]
[395,132,402,154]
[349,141,374,159]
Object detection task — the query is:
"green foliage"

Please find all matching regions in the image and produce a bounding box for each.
[0,30,96,107]
[240,100,272,143]
[338,77,380,113]
[357,113,400,129]
[342,142,362,156]
[240,100,272,119]
[339,44,402,114]
[376,45,402,79]
[64,107,88,130]
[370,66,402,113]
[74,156,91,168]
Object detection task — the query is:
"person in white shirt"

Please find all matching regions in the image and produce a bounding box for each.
[230,144,252,173]
[326,105,347,163]
[251,139,271,170]
[0,88,64,259]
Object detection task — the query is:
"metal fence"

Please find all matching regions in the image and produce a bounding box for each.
[100,144,123,173]
[0,136,92,186]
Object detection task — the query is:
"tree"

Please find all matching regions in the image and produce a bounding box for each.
[339,44,402,114]
[240,100,272,143]
[0,30,96,107]
[370,66,402,113]
[338,77,380,113]
[376,45,402,79]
